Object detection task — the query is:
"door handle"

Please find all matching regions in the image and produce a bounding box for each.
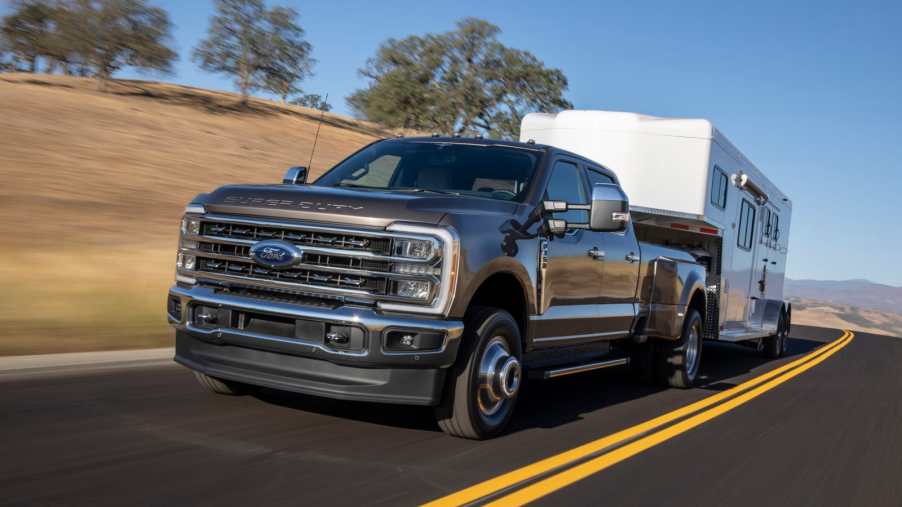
[587,247,605,260]
[625,252,640,263]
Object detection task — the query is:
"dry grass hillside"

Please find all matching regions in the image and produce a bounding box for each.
[790,299,902,338]
[0,73,401,355]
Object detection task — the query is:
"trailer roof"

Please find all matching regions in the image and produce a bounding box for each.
[521,110,717,139]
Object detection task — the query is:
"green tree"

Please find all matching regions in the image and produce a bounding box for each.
[291,92,331,112]
[63,0,177,89]
[193,0,315,106]
[1,0,56,73]
[348,18,572,139]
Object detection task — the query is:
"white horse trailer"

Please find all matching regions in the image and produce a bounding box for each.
[521,110,793,343]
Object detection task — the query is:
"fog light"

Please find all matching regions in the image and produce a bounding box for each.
[385,330,444,351]
[393,279,431,300]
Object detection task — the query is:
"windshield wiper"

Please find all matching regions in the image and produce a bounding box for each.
[337,182,380,190]
[392,187,462,196]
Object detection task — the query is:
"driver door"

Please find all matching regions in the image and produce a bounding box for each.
[533,159,607,346]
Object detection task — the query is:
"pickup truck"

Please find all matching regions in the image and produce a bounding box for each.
[167,137,712,439]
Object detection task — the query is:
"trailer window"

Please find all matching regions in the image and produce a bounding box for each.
[711,166,728,209]
[738,199,756,250]
[773,214,780,242]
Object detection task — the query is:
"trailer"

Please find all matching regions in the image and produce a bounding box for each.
[521,110,793,343]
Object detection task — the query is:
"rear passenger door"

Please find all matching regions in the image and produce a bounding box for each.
[586,168,641,333]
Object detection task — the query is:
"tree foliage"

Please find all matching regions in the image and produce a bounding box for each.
[67,0,176,87]
[0,0,176,87]
[291,93,331,112]
[193,0,314,105]
[348,18,572,139]
[1,0,56,72]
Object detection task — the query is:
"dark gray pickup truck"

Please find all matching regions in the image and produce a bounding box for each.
[167,137,709,439]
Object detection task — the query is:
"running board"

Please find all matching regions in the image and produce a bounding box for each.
[531,357,630,380]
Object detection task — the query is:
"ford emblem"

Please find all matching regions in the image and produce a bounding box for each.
[250,240,303,269]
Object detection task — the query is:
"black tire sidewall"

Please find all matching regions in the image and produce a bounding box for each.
[679,310,703,385]
[657,309,703,388]
[460,309,522,438]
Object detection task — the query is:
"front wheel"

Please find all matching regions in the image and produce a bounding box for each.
[435,307,523,439]
[655,309,703,388]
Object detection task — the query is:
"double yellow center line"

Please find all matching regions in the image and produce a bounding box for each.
[425,330,855,507]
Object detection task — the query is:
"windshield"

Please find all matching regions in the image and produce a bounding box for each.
[314,140,542,202]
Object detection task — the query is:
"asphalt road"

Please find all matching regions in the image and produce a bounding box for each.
[2,326,900,507]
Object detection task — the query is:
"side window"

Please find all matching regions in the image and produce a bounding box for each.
[546,160,588,223]
[737,199,756,250]
[587,168,615,186]
[711,166,728,209]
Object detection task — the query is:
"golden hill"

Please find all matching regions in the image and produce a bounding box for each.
[0,73,398,354]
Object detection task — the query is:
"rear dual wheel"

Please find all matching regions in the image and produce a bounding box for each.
[655,309,703,388]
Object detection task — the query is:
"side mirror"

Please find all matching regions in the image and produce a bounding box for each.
[283,166,308,185]
[589,183,630,232]
[541,183,630,234]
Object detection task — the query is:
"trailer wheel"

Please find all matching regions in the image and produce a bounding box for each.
[763,311,789,359]
[435,307,523,440]
[656,309,703,388]
[193,371,247,395]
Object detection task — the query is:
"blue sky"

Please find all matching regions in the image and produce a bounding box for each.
[8,1,902,285]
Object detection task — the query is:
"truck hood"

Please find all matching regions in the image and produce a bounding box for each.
[201,184,522,228]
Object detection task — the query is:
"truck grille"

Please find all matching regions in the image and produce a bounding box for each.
[182,216,439,305]
[201,221,391,255]
[197,257,387,293]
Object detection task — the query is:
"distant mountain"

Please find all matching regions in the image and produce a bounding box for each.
[785,279,902,316]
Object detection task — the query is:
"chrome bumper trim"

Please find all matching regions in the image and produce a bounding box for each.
[168,285,464,363]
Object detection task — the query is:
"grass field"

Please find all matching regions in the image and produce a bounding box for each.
[0,73,398,355]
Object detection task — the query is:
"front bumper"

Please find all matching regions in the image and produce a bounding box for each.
[167,285,464,405]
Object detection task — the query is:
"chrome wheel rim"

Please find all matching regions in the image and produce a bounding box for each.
[477,336,521,421]
[686,321,701,378]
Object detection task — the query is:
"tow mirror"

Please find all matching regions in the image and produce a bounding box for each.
[283,166,308,185]
[589,183,630,232]
[541,184,630,234]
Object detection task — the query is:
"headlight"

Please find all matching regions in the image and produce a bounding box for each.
[393,279,432,300]
[393,238,436,259]
[181,217,201,236]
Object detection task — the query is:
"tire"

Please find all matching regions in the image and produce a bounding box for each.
[763,311,789,359]
[193,371,247,395]
[655,309,703,389]
[435,307,523,440]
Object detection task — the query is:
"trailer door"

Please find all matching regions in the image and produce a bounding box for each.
[726,198,759,328]
[746,203,770,329]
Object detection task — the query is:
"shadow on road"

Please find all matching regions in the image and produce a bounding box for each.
[250,335,827,435]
